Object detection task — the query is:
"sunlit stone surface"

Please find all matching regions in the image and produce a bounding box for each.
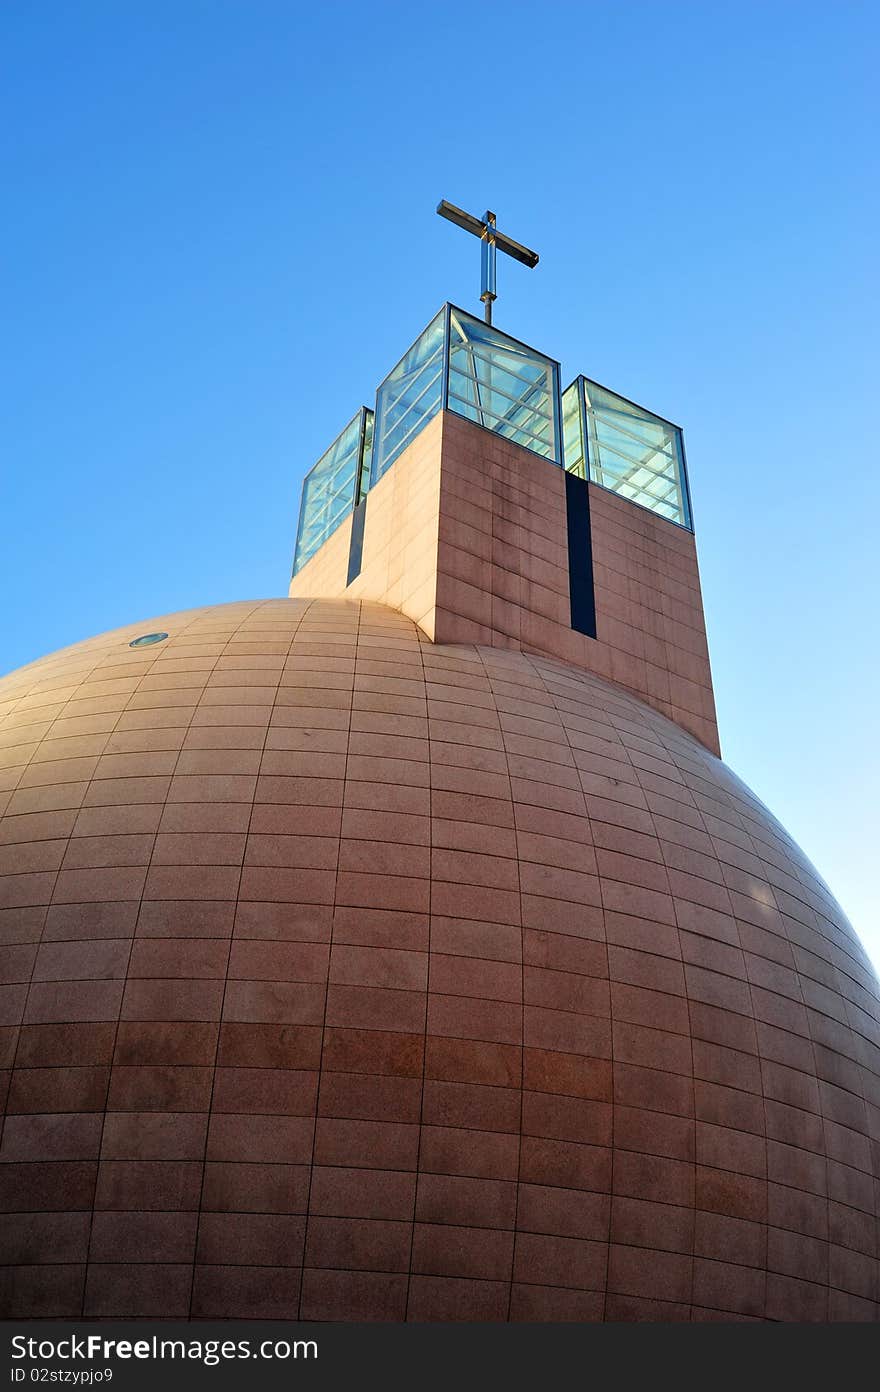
[1,598,877,1320]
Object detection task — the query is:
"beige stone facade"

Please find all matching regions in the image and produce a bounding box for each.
[290,411,718,754]
[1,367,875,1322]
[0,598,877,1320]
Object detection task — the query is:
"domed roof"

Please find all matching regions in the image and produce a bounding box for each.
[1,597,878,1320]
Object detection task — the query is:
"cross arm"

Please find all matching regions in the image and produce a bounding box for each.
[437,200,539,268]
[492,230,539,269]
[436,199,487,239]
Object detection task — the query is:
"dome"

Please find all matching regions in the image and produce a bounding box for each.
[1,597,878,1321]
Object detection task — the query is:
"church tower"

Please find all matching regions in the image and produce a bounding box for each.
[1,212,878,1322]
[290,299,716,755]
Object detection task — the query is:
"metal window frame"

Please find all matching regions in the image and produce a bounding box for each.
[445,303,563,465]
[447,349,557,424]
[560,380,587,480]
[292,405,374,577]
[445,387,554,452]
[446,366,556,427]
[371,306,448,487]
[562,374,694,533]
[353,406,370,507]
[378,364,444,451]
[372,302,564,479]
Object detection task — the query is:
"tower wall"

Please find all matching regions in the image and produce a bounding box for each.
[289,412,719,755]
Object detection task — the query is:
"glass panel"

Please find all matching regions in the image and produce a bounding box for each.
[447,309,560,461]
[562,380,585,479]
[357,410,373,504]
[292,408,372,576]
[371,309,446,483]
[577,379,691,529]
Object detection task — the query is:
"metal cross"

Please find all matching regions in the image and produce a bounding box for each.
[436,200,539,326]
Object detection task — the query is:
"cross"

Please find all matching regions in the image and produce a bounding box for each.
[436,200,539,326]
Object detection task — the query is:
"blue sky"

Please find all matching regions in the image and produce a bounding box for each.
[3,2,878,959]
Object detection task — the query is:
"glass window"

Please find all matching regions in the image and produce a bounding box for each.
[296,313,636,579]
[562,380,585,480]
[292,407,372,576]
[371,309,446,483]
[563,377,692,529]
[357,409,373,504]
[447,308,561,462]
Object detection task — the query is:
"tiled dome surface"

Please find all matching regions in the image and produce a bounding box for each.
[0,598,878,1321]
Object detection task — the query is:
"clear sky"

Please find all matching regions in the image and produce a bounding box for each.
[3,2,878,961]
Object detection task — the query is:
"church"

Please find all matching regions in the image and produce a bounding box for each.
[1,205,877,1321]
